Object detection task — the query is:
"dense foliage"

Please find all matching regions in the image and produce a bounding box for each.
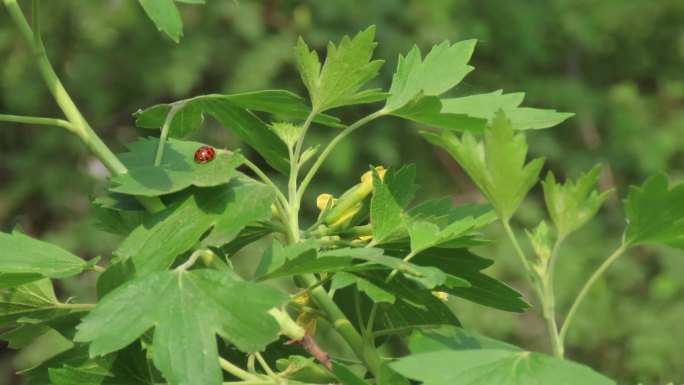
[1,1,683,384]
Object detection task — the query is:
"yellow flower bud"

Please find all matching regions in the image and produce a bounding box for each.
[316,193,337,211]
[431,291,449,302]
[270,203,280,218]
[360,166,386,185]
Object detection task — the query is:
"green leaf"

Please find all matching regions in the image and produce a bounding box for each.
[133,91,344,174]
[332,361,372,385]
[357,276,395,303]
[116,178,275,273]
[525,221,554,263]
[423,110,544,221]
[409,325,522,354]
[75,269,287,385]
[0,323,51,349]
[270,121,303,149]
[96,258,136,300]
[365,272,461,328]
[391,350,615,385]
[275,355,336,383]
[138,0,183,42]
[624,173,684,249]
[257,246,447,289]
[388,94,487,132]
[48,343,153,385]
[0,273,43,290]
[0,280,67,328]
[385,40,476,112]
[442,90,574,130]
[296,26,384,112]
[370,165,419,243]
[134,91,341,132]
[406,248,529,312]
[331,272,357,290]
[254,239,320,280]
[91,199,146,236]
[407,207,495,255]
[542,164,612,239]
[112,137,245,197]
[0,231,87,280]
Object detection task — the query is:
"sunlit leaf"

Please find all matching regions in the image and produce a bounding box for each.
[296,26,384,112]
[442,90,573,130]
[385,40,476,111]
[542,164,612,239]
[423,110,544,221]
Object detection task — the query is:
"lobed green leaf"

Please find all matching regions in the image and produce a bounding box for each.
[423,110,544,221]
[296,26,384,112]
[542,164,612,240]
[75,269,287,385]
[623,173,684,249]
[385,40,476,112]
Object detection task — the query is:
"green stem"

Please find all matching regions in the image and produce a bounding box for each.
[297,109,386,204]
[502,220,559,355]
[154,103,183,166]
[501,221,534,275]
[299,274,384,376]
[543,238,564,358]
[365,250,416,334]
[243,158,289,208]
[56,303,95,310]
[3,0,165,214]
[559,243,627,345]
[254,352,276,378]
[0,114,74,131]
[219,358,263,382]
[176,249,209,271]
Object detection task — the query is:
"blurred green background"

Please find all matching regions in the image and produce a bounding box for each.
[1,1,683,384]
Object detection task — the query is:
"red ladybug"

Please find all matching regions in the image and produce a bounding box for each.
[194,146,216,164]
